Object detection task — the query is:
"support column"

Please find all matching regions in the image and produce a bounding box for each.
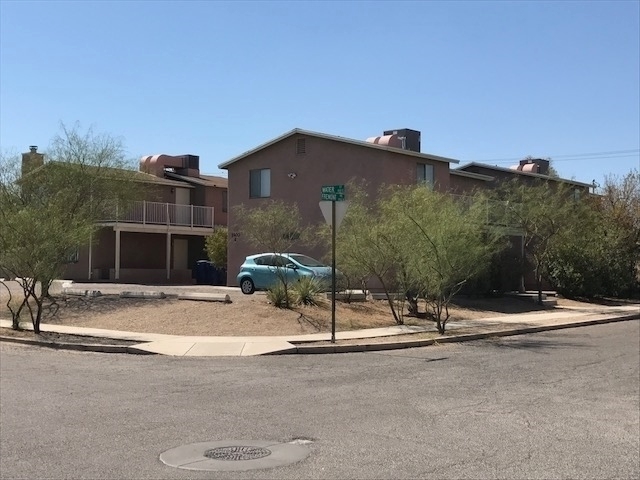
[115,228,121,280]
[166,232,171,281]
[519,233,526,293]
[87,232,93,280]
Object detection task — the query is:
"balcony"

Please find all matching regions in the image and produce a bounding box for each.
[449,194,521,228]
[102,201,215,229]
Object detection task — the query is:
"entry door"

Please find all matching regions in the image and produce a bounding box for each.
[173,239,189,269]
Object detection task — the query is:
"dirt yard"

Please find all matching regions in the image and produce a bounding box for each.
[0,281,577,337]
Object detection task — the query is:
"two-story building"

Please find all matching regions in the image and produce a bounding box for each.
[20,148,228,284]
[219,127,592,291]
[219,128,465,281]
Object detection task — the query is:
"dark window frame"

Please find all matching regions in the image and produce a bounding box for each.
[249,168,271,198]
[417,163,435,189]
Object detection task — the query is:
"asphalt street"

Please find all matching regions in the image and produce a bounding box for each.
[1,321,638,480]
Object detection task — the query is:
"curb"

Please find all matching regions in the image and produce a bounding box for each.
[1,313,637,356]
[0,336,157,355]
[291,313,640,355]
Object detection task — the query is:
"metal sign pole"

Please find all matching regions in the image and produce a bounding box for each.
[331,199,336,343]
[320,185,347,344]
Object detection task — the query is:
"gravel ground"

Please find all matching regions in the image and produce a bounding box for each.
[1,280,622,339]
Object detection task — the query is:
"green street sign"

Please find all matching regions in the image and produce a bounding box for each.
[321,185,345,201]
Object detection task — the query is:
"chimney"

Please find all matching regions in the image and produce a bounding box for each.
[22,145,45,176]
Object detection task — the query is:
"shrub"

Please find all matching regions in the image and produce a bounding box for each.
[292,276,325,306]
[204,228,228,267]
[266,282,294,308]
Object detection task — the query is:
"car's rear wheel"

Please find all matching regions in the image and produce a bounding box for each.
[240,277,255,295]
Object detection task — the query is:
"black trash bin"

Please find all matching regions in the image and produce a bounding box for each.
[195,260,213,285]
[211,266,227,286]
[216,267,227,286]
[195,261,226,285]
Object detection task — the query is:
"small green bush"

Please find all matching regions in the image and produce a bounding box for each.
[292,276,325,306]
[266,282,294,308]
[204,228,228,267]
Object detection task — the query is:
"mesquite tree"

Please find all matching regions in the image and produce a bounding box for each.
[0,124,139,333]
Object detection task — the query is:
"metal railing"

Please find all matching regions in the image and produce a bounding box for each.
[103,201,215,228]
[448,194,522,228]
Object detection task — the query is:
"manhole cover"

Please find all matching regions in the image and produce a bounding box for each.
[204,446,272,461]
[160,440,311,472]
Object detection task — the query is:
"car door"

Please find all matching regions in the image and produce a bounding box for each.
[261,254,288,289]
[251,255,273,289]
[276,255,300,285]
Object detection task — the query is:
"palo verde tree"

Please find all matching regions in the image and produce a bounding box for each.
[331,182,404,323]
[334,183,503,330]
[0,123,140,333]
[382,186,503,333]
[233,199,314,308]
[495,178,585,304]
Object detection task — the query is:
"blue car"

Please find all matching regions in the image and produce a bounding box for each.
[236,253,336,295]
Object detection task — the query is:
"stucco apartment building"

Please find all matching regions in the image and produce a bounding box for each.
[19,127,589,288]
[219,127,592,291]
[18,148,228,284]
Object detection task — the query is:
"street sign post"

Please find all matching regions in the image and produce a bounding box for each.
[321,185,345,202]
[320,185,346,343]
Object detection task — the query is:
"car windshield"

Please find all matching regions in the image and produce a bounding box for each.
[288,254,326,267]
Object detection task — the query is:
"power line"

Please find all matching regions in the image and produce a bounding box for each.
[471,149,640,164]
[537,154,639,163]
[551,149,639,158]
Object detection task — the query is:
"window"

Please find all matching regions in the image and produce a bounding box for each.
[296,138,306,154]
[573,188,581,201]
[282,231,300,241]
[250,168,271,198]
[288,254,326,267]
[65,247,79,264]
[222,190,228,212]
[257,255,288,267]
[417,163,434,189]
[254,255,270,266]
[270,255,290,267]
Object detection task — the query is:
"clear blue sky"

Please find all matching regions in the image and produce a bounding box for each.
[1,0,638,187]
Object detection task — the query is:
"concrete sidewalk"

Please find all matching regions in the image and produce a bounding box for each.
[1,304,638,356]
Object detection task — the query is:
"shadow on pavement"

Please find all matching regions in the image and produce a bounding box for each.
[451,296,551,314]
[483,336,586,352]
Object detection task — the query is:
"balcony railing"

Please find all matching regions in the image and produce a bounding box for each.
[449,194,521,228]
[102,201,215,228]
